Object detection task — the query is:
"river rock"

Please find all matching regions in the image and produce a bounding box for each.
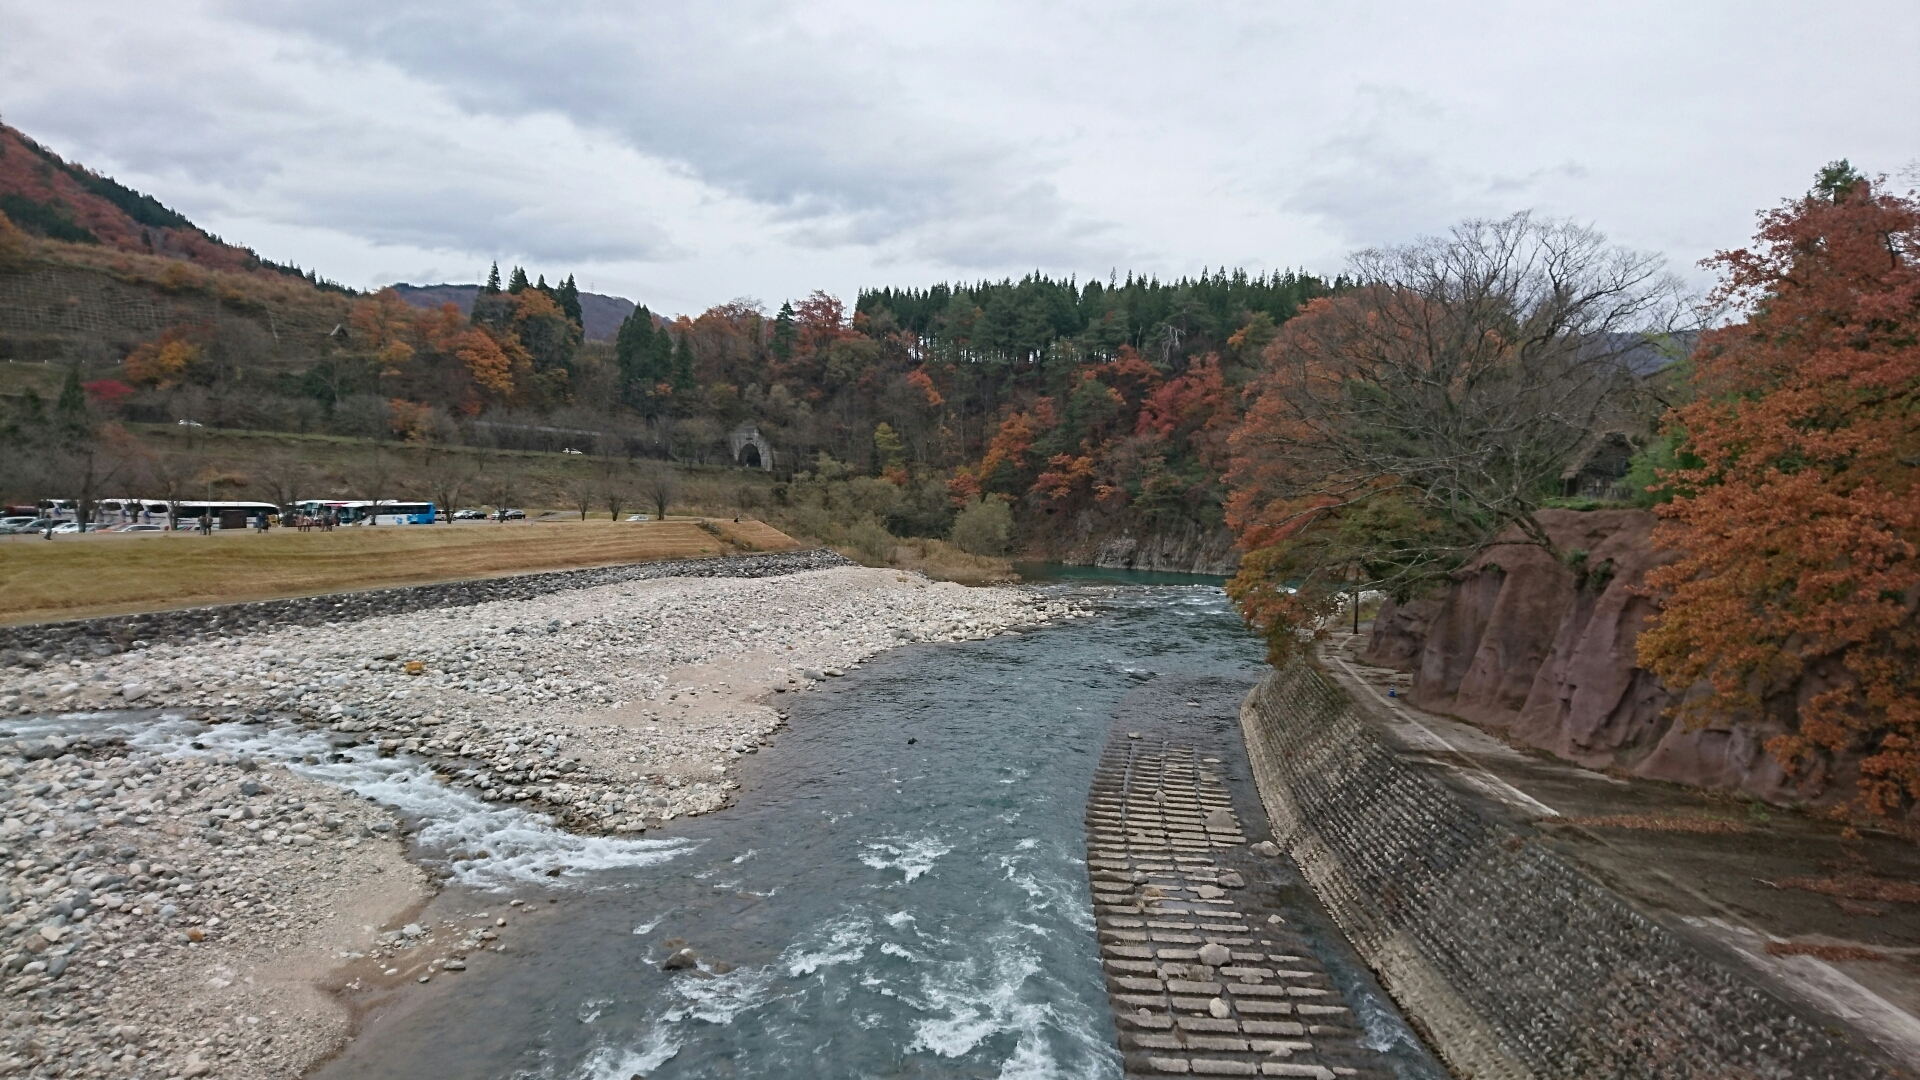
[1198,942,1233,967]
[661,948,699,971]
[1252,841,1280,857]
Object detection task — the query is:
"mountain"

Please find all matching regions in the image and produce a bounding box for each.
[0,123,345,290]
[389,282,636,342]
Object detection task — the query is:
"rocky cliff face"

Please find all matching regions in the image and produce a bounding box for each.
[1040,515,1238,575]
[1362,509,1814,804]
[1092,520,1242,575]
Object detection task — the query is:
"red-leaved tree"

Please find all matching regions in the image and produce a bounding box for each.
[1638,167,1920,816]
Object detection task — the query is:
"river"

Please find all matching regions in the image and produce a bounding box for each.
[12,576,1441,1078]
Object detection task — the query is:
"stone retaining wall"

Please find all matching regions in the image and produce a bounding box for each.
[1240,660,1894,1080]
[0,549,854,661]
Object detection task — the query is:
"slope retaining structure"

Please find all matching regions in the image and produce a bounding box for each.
[1240,659,1904,1080]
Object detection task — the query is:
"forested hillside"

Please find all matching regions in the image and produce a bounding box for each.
[0,122,1346,570]
[0,135,1341,568]
[0,123,343,289]
[391,282,635,342]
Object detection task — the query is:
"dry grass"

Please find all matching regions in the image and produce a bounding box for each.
[1560,814,1752,834]
[703,519,799,552]
[0,519,796,626]
[885,538,1016,586]
[1775,874,1920,904]
[1764,941,1890,962]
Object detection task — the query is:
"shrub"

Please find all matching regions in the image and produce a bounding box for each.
[0,210,27,269]
[844,513,896,563]
[950,496,1012,556]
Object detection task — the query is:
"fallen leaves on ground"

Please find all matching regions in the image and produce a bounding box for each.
[1560,814,1750,834]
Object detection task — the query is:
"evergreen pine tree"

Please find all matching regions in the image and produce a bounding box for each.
[536,274,550,294]
[614,306,657,400]
[772,300,797,364]
[670,331,694,391]
[483,262,502,294]
[647,320,674,384]
[558,275,584,328]
[56,365,87,433]
[507,266,531,294]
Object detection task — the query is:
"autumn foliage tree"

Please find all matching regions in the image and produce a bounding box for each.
[344,287,541,416]
[1637,167,1920,816]
[122,328,204,389]
[1224,213,1686,659]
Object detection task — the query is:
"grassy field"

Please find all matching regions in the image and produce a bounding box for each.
[0,519,797,626]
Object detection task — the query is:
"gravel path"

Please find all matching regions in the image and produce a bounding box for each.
[0,562,1093,1078]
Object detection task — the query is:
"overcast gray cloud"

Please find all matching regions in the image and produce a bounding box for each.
[1,0,1915,313]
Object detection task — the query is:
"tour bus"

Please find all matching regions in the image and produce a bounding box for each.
[165,501,282,528]
[93,498,172,522]
[294,500,438,526]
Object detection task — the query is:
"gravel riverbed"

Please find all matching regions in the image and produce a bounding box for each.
[0,565,1092,1078]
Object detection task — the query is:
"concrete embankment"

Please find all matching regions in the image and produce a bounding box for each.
[1239,659,1904,1080]
[0,549,853,660]
[1084,674,1444,1078]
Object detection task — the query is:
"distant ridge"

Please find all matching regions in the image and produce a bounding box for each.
[389,282,636,342]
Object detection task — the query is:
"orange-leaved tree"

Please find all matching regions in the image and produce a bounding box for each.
[1225,214,1685,659]
[1638,166,1920,815]
[123,328,204,389]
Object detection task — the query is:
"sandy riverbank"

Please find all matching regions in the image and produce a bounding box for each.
[0,565,1092,1077]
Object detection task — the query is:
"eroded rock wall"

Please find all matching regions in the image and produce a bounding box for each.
[1361,510,1804,802]
[1044,511,1242,575]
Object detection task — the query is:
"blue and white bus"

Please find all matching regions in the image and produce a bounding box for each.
[295,500,438,526]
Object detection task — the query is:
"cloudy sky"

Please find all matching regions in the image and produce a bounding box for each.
[2,1,1915,315]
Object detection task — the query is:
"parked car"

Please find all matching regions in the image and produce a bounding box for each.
[106,523,167,533]
[49,521,87,534]
[495,508,526,521]
[7,518,59,534]
[452,508,487,521]
[623,514,652,522]
[0,516,39,533]
[176,419,203,427]
[561,447,584,455]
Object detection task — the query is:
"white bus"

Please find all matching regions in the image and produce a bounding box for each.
[166,501,281,528]
[294,500,438,526]
[48,498,279,528]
